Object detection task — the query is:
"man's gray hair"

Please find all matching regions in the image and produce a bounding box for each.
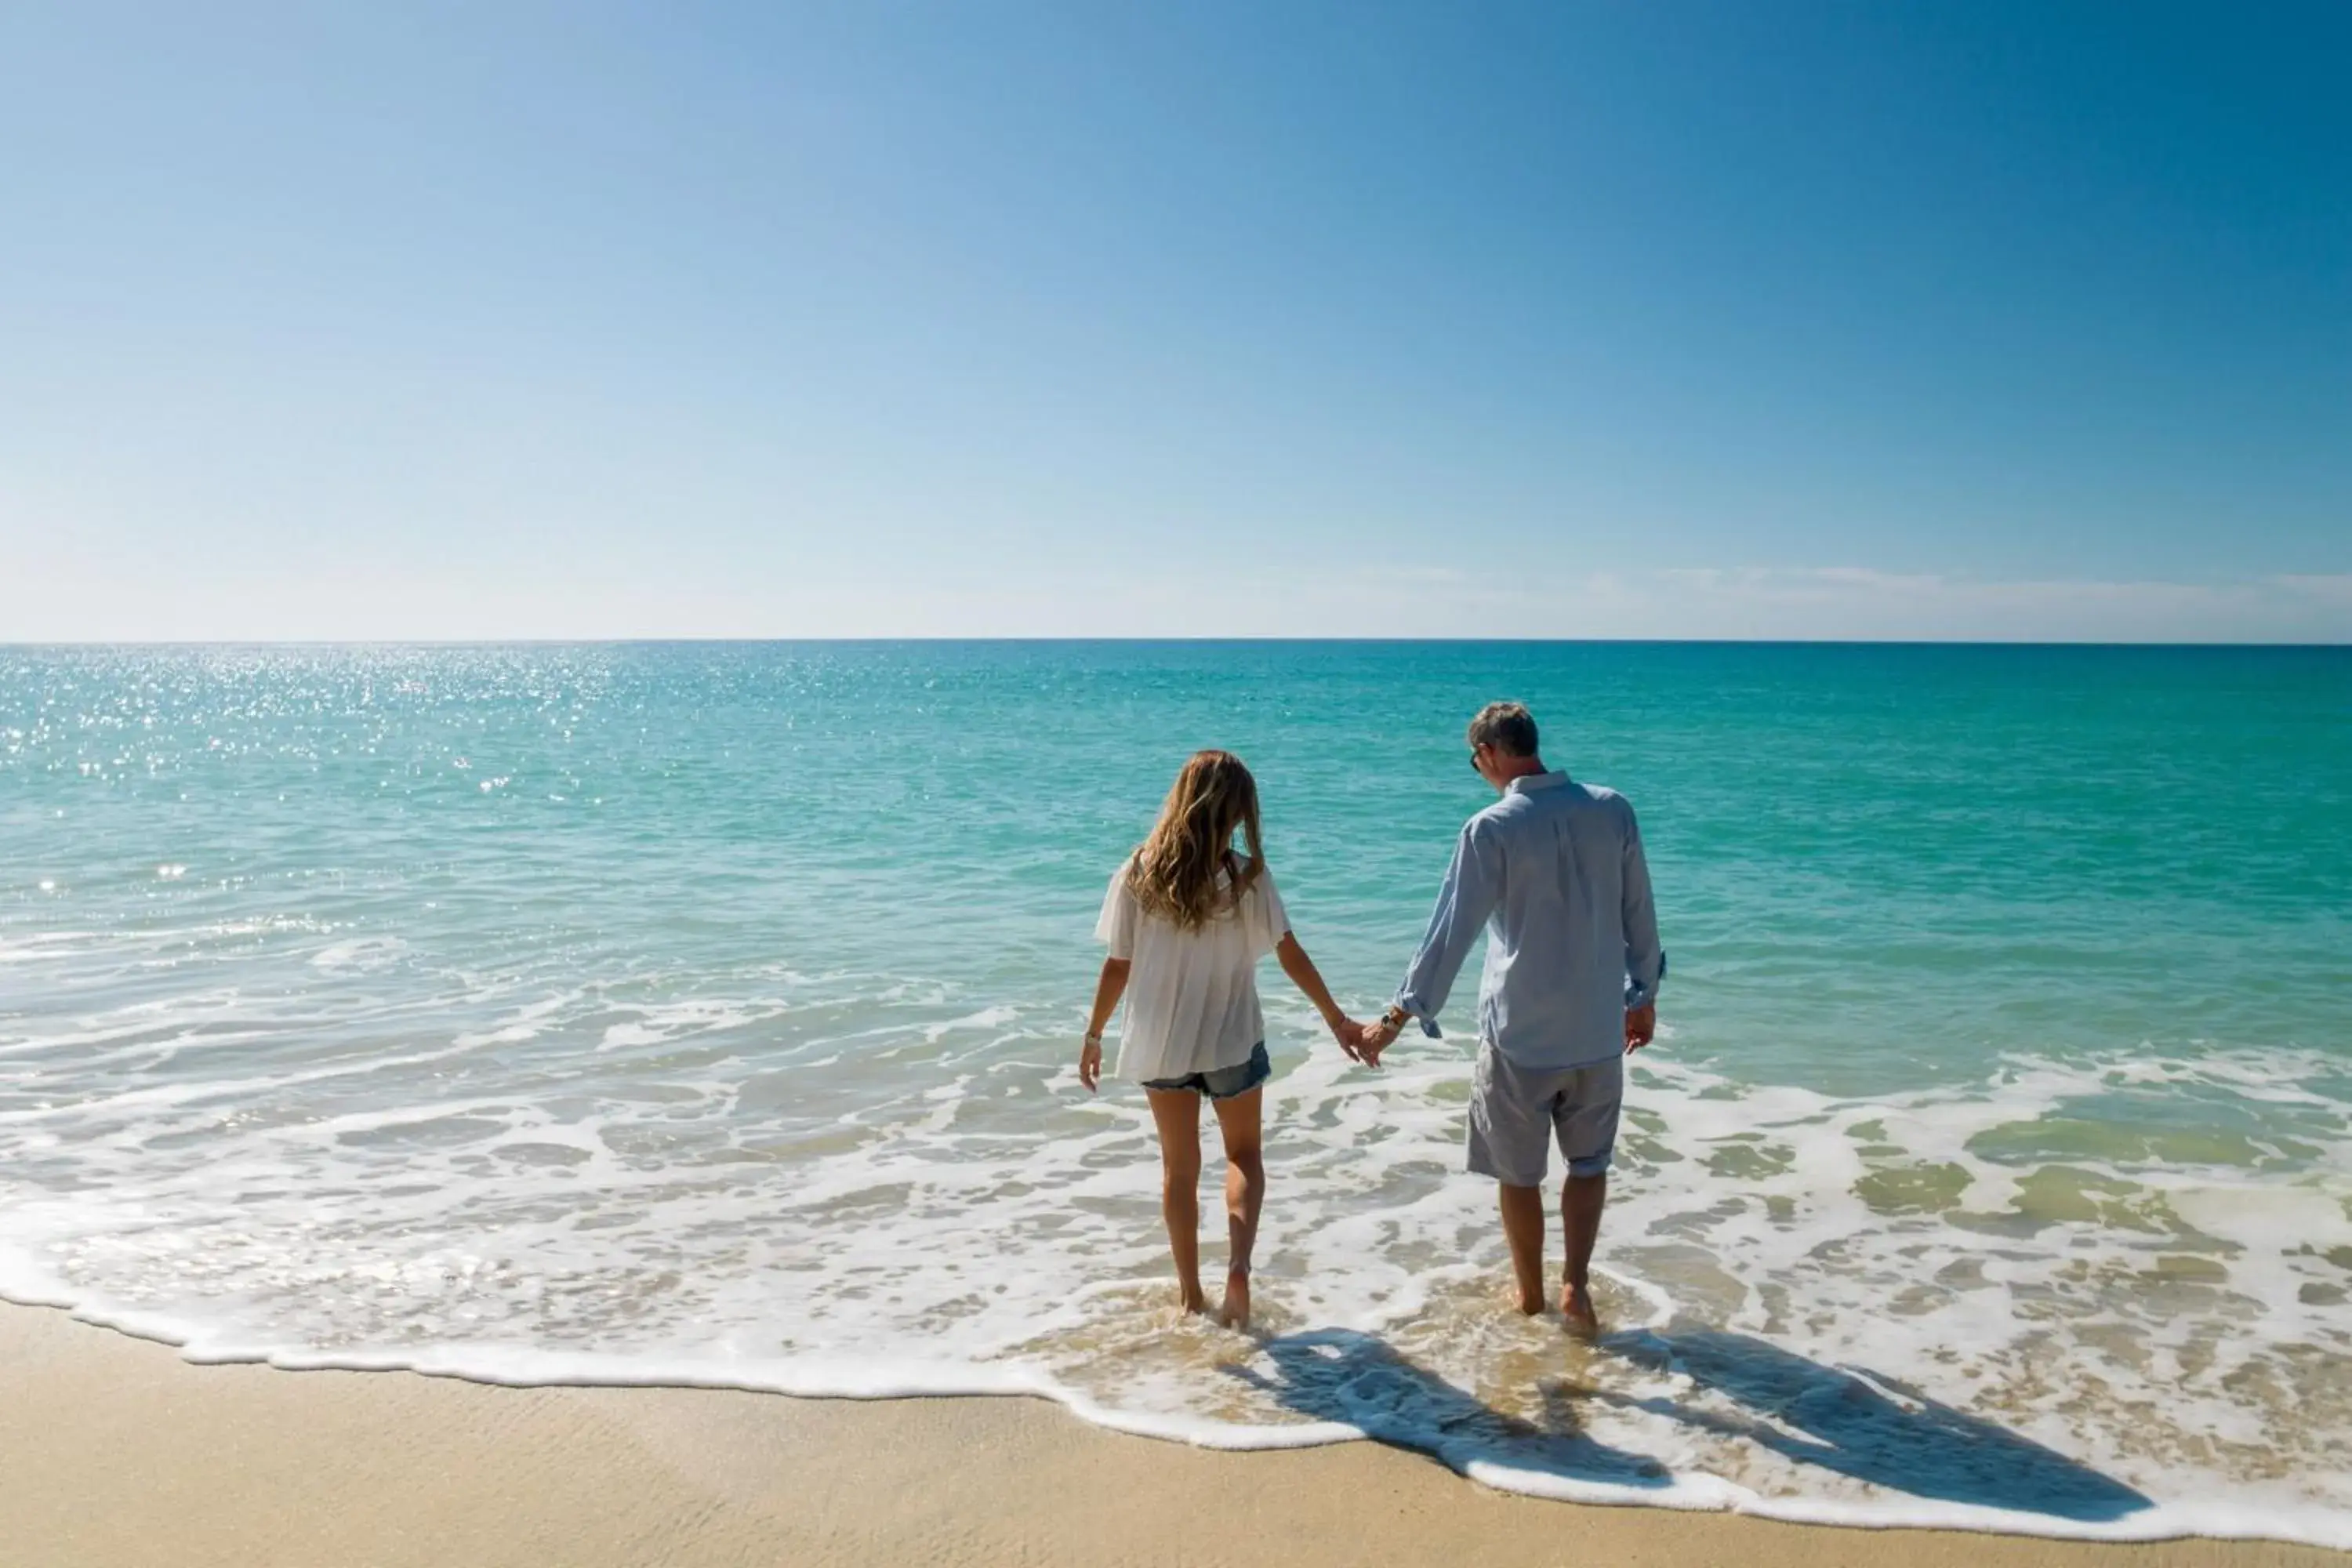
[1467,701,1539,758]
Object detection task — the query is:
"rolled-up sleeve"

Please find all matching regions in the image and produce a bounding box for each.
[1396,819,1503,1037]
[1620,805,1664,1011]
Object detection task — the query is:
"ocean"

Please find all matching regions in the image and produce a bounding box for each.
[2,641,2346,1544]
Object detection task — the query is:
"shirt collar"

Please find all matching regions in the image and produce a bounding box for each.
[1505,770,1571,797]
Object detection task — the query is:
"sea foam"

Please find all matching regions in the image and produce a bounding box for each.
[2,975,2345,1548]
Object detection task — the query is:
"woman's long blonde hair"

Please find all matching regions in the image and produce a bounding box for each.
[1127,750,1265,930]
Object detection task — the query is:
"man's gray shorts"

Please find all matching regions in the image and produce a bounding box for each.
[1466,1042,1624,1186]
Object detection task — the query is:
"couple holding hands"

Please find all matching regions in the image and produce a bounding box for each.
[1079,702,1665,1334]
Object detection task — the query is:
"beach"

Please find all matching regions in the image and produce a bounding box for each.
[3,1301,2343,1568]
[4,643,2347,1545]
[12,0,2349,1554]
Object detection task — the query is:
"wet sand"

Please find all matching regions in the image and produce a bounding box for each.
[0,1302,2339,1568]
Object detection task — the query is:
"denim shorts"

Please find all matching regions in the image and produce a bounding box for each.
[1142,1041,1271,1100]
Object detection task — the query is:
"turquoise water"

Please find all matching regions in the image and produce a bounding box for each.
[2,643,2347,1541]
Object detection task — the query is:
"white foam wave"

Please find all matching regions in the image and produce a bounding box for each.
[310,936,408,974]
[1,1257,2343,1548]
[1,972,2345,1548]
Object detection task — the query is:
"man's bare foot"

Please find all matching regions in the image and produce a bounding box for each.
[1563,1283,1601,1341]
[1178,1284,1209,1316]
[1219,1268,1250,1330]
[1515,1286,1547,1316]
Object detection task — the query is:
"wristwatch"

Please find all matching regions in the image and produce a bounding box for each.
[1380,1004,1410,1031]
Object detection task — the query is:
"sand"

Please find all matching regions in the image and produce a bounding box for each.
[0,1302,2339,1568]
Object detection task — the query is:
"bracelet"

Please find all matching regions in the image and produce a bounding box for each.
[1083,1029,1103,1047]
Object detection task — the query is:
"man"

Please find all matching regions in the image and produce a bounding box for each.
[1362,701,1664,1338]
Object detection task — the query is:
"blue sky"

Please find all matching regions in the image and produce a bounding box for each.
[4,2,2347,640]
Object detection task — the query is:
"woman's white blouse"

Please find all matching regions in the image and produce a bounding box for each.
[1094,862,1289,1083]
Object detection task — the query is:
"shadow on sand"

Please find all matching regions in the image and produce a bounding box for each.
[1226,1327,1671,1493]
[1597,1325,2152,1523]
[1228,1323,2152,1523]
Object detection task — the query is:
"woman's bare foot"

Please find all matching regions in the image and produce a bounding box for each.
[1178,1283,1210,1316]
[1562,1283,1601,1341]
[1219,1268,1251,1330]
[1515,1282,1546,1316]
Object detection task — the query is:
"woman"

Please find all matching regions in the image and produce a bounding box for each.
[1078,750,1367,1329]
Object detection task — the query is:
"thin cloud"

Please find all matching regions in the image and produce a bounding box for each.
[1345,568,2350,642]
[2271,575,2352,608]
[5,561,2348,643]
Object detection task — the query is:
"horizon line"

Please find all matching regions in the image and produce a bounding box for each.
[6,637,2349,651]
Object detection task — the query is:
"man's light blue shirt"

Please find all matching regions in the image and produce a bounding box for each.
[1396,771,1664,1070]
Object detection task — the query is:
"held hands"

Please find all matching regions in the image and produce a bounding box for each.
[1353,1015,1401,1067]
[1326,1014,1388,1069]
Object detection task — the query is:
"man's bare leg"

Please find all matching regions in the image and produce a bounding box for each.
[1209,1087,1265,1328]
[1560,1171,1607,1338]
[1146,1088,1208,1314]
[1498,1182,1547,1314]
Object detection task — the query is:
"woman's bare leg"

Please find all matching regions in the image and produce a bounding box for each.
[1209,1086,1266,1328]
[1146,1087,1207,1313]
